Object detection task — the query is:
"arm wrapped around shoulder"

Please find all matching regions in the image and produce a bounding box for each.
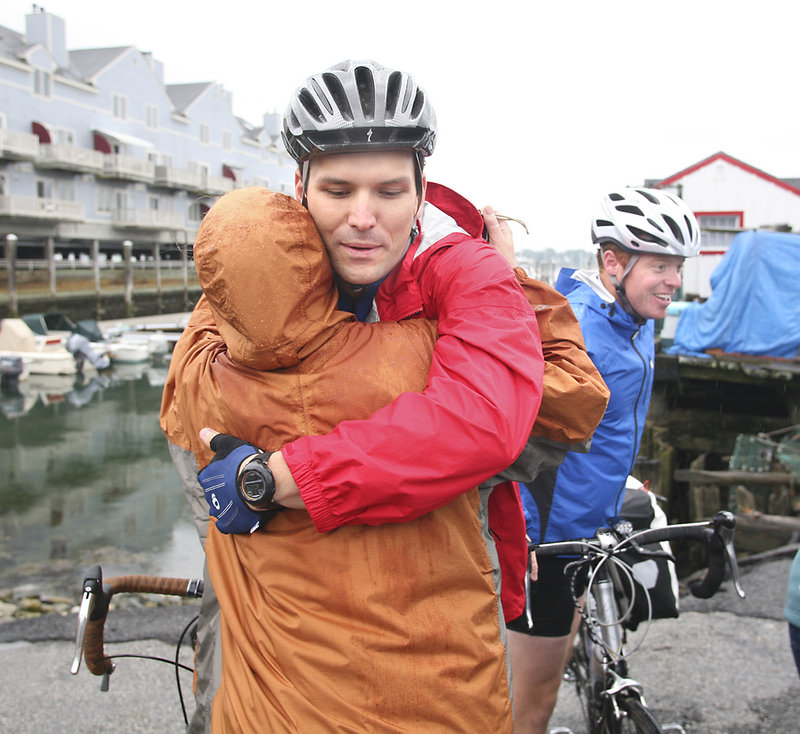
[514,266,609,445]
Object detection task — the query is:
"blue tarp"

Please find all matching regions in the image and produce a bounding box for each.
[668,230,800,359]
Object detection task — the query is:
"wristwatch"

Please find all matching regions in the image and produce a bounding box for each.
[237,453,281,510]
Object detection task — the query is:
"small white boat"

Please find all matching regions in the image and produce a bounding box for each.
[104,337,151,364]
[0,319,79,375]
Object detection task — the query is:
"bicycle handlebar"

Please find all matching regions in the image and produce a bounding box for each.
[531,510,745,601]
[71,564,203,687]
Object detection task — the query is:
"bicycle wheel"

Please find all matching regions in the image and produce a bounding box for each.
[599,694,665,734]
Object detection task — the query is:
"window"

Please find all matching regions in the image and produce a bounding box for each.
[199,124,210,144]
[148,151,173,166]
[55,180,75,201]
[54,127,75,145]
[222,131,231,150]
[695,213,740,230]
[0,174,7,195]
[113,94,128,119]
[33,69,52,97]
[146,105,159,129]
[695,212,742,253]
[36,179,53,199]
[96,186,127,212]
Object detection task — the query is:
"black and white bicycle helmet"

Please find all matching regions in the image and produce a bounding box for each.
[591,188,700,258]
[282,60,437,164]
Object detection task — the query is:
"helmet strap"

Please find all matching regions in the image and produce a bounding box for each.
[608,253,646,325]
[300,160,311,208]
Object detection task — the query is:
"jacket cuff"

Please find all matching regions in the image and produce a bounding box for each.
[281,444,339,532]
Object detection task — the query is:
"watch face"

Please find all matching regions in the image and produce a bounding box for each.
[238,458,276,509]
[240,468,268,502]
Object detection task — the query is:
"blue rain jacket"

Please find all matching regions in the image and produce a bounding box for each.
[519,268,654,543]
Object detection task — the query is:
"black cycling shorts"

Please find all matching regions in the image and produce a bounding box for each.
[506,555,589,637]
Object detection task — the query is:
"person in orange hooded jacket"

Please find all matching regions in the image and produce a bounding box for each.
[165,185,512,731]
[161,60,607,731]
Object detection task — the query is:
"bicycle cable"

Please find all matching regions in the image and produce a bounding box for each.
[87,612,199,726]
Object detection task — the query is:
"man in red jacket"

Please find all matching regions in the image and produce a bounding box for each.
[172,59,545,731]
[199,58,543,615]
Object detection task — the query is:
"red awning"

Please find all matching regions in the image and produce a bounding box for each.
[222,164,237,181]
[31,121,51,144]
[93,132,112,154]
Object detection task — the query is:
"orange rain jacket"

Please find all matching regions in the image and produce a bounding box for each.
[160,185,608,731]
[162,188,516,732]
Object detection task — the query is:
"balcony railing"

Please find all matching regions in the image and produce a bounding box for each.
[37,144,105,173]
[112,207,185,230]
[202,174,234,195]
[0,194,84,221]
[99,154,155,182]
[154,164,203,190]
[0,128,40,160]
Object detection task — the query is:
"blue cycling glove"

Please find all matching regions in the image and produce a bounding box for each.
[198,433,268,534]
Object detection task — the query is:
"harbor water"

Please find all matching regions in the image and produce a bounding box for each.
[1,341,798,610]
[0,358,205,605]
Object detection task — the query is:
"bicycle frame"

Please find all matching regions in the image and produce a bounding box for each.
[575,537,658,733]
[541,511,745,734]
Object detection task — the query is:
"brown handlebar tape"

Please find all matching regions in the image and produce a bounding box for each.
[82,575,201,677]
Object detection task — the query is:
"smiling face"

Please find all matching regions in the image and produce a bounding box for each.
[296,150,424,286]
[602,248,684,320]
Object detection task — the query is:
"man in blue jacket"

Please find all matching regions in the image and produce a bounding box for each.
[508,188,700,734]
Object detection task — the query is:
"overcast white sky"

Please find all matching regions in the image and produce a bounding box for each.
[3,0,799,251]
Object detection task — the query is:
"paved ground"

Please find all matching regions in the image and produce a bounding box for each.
[0,547,798,733]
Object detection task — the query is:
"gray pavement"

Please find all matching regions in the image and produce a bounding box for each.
[0,549,798,733]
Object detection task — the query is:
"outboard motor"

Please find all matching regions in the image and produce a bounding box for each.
[66,333,111,372]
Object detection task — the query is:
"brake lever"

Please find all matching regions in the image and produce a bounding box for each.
[709,512,745,599]
[71,565,103,674]
[719,525,746,599]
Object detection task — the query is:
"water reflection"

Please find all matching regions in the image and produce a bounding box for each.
[0,360,204,601]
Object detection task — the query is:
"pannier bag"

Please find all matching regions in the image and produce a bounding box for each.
[616,479,680,630]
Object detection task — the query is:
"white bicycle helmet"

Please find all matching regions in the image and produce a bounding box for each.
[591,188,700,258]
[282,60,437,164]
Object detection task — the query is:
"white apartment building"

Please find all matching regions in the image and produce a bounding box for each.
[0,7,295,262]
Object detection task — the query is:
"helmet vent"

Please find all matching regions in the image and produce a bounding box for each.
[298,87,326,123]
[321,74,352,121]
[627,226,667,247]
[385,72,402,119]
[609,193,624,201]
[354,65,376,120]
[616,205,644,216]
[646,218,665,233]
[662,215,685,245]
[684,215,696,241]
[410,90,425,118]
[636,189,660,205]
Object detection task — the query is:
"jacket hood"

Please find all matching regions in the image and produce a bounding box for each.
[425,182,485,239]
[194,187,351,370]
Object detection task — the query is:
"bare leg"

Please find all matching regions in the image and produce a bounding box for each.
[509,609,582,734]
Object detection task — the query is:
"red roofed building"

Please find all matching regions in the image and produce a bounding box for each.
[647,151,800,298]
